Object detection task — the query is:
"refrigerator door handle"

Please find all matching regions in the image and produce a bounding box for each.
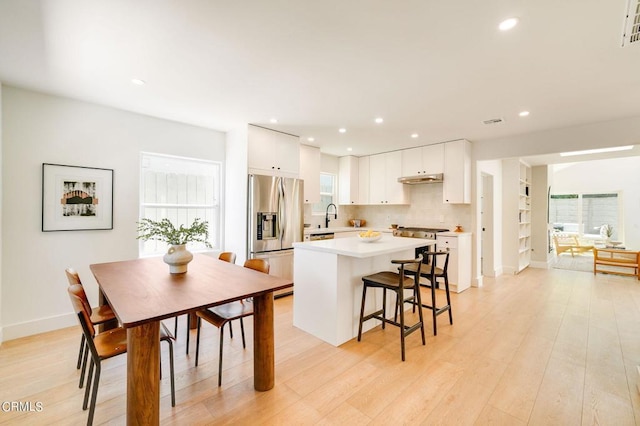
[279,177,286,243]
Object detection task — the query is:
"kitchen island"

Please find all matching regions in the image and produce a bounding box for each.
[293,234,435,346]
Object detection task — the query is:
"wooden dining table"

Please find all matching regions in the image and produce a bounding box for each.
[90,254,293,425]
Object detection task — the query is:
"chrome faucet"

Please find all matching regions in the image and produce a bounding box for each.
[325,203,337,228]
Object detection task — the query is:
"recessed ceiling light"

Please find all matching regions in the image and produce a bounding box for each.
[307,137,315,142]
[339,128,347,133]
[131,78,146,85]
[519,111,530,117]
[411,133,419,138]
[560,145,633,157]
[269,118,278,124]
[375,117,384,124]
[499,17,519,31]
[347,147,353,152]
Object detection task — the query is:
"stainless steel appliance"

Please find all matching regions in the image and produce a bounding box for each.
[247,174,303,297]
[392,226,449,241]
[393,226,449,288]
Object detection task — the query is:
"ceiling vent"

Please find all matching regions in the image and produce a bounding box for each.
[482,118,505,125]
[622,0,640,47]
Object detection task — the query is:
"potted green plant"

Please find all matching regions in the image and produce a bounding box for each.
[137,218,211,274]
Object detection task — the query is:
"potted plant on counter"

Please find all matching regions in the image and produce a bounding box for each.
[137,218,211,274]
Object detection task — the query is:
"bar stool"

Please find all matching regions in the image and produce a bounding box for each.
[401,250,452,336]
[357,255,424,361]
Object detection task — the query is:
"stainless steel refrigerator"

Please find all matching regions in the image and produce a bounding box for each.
[247,174,303,297]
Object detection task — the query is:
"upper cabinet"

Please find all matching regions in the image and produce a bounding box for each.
[369,151,409,205]
[401,144,444,177]
[338,156,359,205]
[358,156,370,204]
[248,125,299,177]
[299,144,321,204]
[443,139,471,204]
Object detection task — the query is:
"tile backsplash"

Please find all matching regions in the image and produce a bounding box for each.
[304,183,472,232]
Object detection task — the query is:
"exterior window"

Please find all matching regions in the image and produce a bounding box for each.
[312,173,336,215]
[139,152,221,256]
[550,192,619,239]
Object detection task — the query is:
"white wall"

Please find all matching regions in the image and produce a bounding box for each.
[551,157,640,249]
[224,126,249,264]
[475,160,503,281]
[1,86,226,341]
[474,115,640,161]
[530,165,553,268]
[0,84,3,344]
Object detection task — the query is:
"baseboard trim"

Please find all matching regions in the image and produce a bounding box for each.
[2,312,76,342]
[530,259,553,269]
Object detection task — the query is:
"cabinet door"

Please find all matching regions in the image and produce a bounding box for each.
[384,151,408,204]
[422,144,444,174]
[300,145,320,204]
[248,125,276,174]
[443,139,470,203]
[369,154,387,204]
[273,132,300,176]
[338,156,359,205]
[401,147,423,176]
[358,156,370,204]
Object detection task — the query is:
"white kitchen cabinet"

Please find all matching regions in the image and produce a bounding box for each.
[369,151,409,205]
[248,125,299,177]
[358,156,370,204]
[300,144,321,204]
[436,232,471,293]
[443,139,471,204]
[401,144,444,177]
[338,156,359,205]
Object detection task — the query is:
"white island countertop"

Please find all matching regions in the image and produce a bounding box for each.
[293,234,436,258]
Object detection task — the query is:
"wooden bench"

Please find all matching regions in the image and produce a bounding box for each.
[593,248,639,279]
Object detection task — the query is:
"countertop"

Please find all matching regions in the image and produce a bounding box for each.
[304,226,393,235]
[293,234,436,258]
[437,231,472,237]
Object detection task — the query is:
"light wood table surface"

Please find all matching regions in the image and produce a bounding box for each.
[90,254,293,425]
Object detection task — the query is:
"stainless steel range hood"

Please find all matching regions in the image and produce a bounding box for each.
[397,173,444,185]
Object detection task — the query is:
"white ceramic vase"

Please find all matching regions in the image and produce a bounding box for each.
[163,244,193,274]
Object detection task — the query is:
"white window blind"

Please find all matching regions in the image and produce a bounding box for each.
[139,152,221,256]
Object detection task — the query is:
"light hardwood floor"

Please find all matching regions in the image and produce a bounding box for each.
[2,267,640,425]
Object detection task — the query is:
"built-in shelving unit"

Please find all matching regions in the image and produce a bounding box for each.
[518,161,532,271]
[503,158,531,274]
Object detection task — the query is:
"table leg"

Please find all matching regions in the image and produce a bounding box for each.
[127,322,160,425]
[253,292,274,391]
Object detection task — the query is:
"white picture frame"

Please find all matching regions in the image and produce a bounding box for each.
[42,163,114,231]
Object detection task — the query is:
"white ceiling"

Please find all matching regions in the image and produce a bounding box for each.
[1,0,639,158]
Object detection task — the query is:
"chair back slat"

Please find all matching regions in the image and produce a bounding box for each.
[68,284,96,338]
[244,258,270,274]
[65,267,82,285]
[218,252,237,264]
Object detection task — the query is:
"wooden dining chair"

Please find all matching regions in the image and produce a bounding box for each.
[183,252,237,355]
[65,268,118,388]
[68,284,175,426]
[194,258,270,386]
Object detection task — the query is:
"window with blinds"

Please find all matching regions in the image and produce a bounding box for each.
[139,152,221,256]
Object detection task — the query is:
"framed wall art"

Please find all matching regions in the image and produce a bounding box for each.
[42,163,114,231]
